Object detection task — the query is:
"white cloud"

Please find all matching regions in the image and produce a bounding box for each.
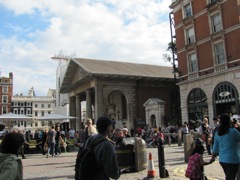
[0,0,173,96]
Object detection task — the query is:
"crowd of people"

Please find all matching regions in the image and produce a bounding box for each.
[0,114,239,179]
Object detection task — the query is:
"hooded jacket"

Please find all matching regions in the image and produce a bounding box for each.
[0,153,23,180]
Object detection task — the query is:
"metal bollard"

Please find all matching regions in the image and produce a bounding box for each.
[158,140,169,178]
[168,134,171,146]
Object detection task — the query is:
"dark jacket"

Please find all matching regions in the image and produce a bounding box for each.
[0,153,23,180]
[88,135,121,180]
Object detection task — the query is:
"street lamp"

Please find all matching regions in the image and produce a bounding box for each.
[169,11,181,126]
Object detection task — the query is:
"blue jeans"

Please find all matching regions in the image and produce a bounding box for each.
[47,142,55,157]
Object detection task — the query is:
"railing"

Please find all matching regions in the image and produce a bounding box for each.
[215,63,226,72]
[188,72,199,80]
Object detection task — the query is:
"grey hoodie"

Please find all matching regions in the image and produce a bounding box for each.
[0,153,23,180]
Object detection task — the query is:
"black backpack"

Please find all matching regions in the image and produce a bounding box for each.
[75,136,106,180]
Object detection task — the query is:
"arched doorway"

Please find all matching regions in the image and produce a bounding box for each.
[105,90,128,129]
[150,114,156,127]
[188,88,208,123]
[213,82,239,116]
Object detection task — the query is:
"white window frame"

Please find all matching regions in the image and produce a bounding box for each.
[2,86,8,93]
[214,42,226,65]
[2,106,7,114]
[2,95,8,103]
[184,3,192,18]
[186,27,195,44]
[211,13,221,33]
[188,53,198,73]
[35,104,38,108]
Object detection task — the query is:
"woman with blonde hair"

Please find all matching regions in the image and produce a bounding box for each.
[84,118,97,143]
[201,118,211,155]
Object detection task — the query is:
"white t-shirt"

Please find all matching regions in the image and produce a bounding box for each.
[68,129,75,138]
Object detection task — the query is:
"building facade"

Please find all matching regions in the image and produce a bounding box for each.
[55,60,69,107]
[11,87,56,132]
[0,72,13,115]
[59,58,177,131]
[170,0,240,124]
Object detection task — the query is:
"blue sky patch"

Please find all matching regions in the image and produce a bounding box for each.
[0,5,50,41]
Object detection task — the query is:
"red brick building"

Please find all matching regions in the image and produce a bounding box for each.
[0,72,13,114]
[170,0,240,124]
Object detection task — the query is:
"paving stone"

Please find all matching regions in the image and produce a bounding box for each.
[22,144,225,180]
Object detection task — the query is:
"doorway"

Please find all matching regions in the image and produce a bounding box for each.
[213,82,239,116]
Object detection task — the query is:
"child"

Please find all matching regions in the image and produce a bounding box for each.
[185,143,214,180]
[147,130,158,148]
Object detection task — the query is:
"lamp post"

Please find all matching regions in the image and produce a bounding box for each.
[169,11,181,126]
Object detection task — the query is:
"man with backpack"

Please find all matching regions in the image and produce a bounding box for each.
[75,116,121,180]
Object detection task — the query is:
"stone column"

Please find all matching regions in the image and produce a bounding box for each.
[95,85,104,122]
[69,96,76,130]
[127,103,134,128]
[86,90,92,120]
[207,98,214,126]
[75,95,81,131]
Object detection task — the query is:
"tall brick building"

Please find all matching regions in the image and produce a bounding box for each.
[0,72,13,114]
[170,0,240,124]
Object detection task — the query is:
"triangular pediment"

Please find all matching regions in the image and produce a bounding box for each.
[143,98,165,106]
[72,66,88,84]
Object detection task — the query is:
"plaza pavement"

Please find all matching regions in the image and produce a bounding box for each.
[22,144,225,180]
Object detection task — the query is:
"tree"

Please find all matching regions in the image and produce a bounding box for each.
[167,41,177,54]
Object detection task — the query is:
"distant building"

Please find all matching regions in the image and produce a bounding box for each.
[56,60,69,106]
[170,0,240,124]
[0,72,13,114]
[11,87,56,132]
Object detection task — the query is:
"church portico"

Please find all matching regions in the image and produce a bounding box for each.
[60,58,176,130]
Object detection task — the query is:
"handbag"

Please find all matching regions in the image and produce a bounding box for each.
[44,143,48,152]
[201,134,206,142]
[208,137,212,144]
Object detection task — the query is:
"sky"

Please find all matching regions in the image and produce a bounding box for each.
[0,0,173,96]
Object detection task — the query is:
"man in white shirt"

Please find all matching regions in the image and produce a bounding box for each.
[68,128,75,139]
